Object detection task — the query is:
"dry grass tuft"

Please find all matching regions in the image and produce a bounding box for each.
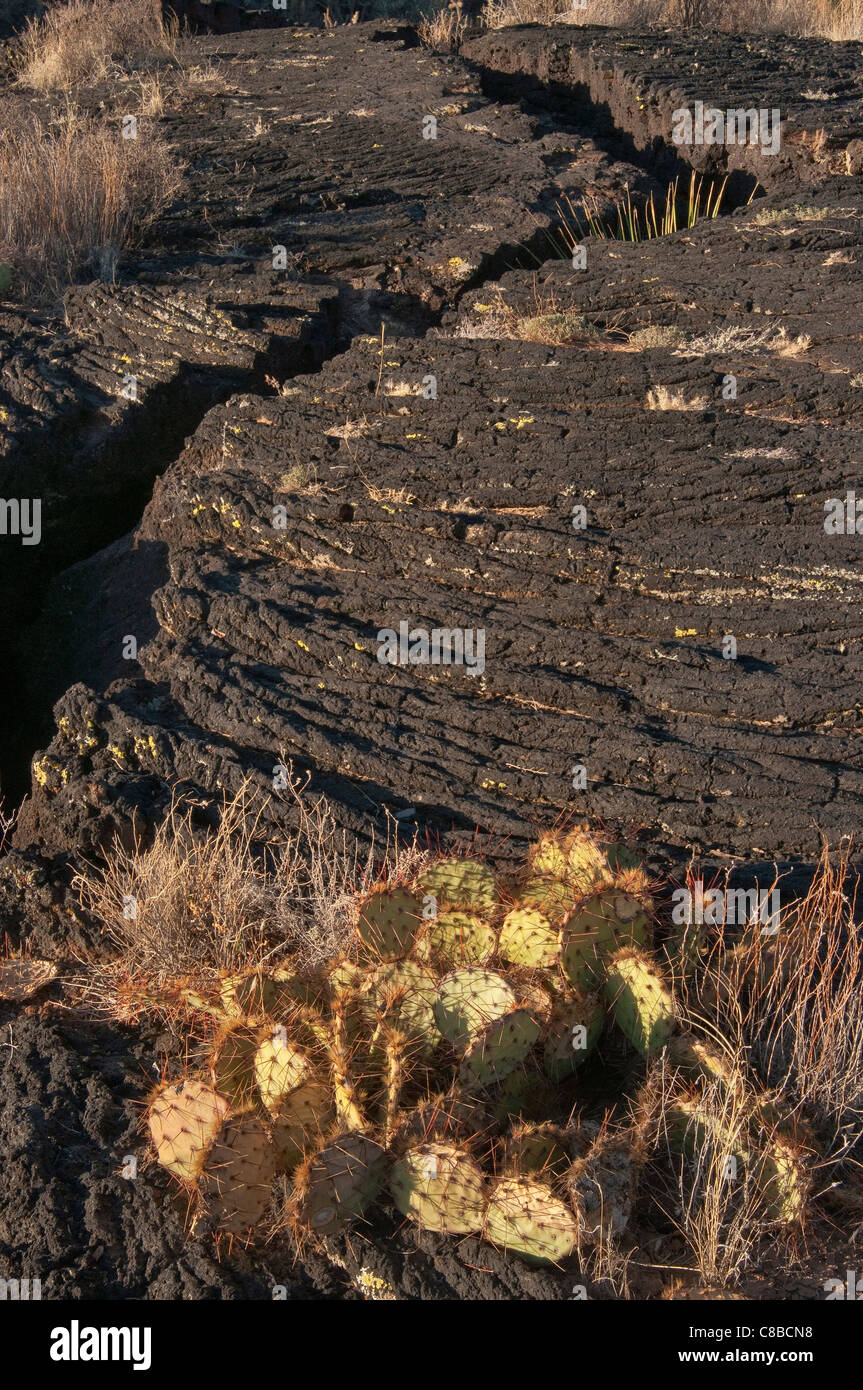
[481,0,863,39]
[16,0,178,91]
[0,107,183,302]
[454,285,603,345]
[73,776,428,1023]
[643,1048,788,1289]
[722,841,863,1157]
[418,1,470,48]
[646,384,708,411]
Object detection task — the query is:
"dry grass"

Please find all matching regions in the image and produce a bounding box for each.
[480,0,863,38]
[646,384,708,410]
[73,775,428,1023]
[643,1047,794,1288]
[418,1,470,47]
[630,322,811,356]
[718,842,863,1158]
[0,107,183,302]
[454,285,604,344]
[16,0,178,91]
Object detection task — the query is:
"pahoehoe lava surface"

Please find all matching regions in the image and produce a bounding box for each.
[1,20,862,1300]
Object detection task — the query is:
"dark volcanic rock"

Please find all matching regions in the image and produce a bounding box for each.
[463,24,863,196]
[3,21,863,1303]
[19,180,863,875]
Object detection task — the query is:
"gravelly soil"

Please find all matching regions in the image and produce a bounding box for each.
[1,20,862,1300]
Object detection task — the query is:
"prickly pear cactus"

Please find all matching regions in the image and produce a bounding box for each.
[148,1080,230,1181]
[419,910,497,966]
[201,1113,277,1236]
[484,1176,580,1264]
[603,949,676,1055]
[136,824,812,1267]
[357,887,423,960]
[419,858,498,912]
[391,1142,487,1234]
[499,907,559,968]
[294,1133,387,1236]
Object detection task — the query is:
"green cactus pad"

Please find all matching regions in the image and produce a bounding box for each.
[270,1076,333,1170]
[420,910,497,966]
[459,1008,540,1088]
[433,967,516,1050]
[499,907,559,969]
[603,950,676,1055]
[391,1142,487,1234]
[364,959,439,1055]
[357,887,423,961]
[212,1025,259,1107]
[504,1123,570,1178]
[756,1138,807,1225]
[484,1177,579,1264]
[201,1113,277,1236]
[532,828,615,892]
[419,859,498,912]
[561,891,649,988]
[519,876,576,927]
[605,844,643,877]
[148,1080,230,1181]
[487,1069,542,1126]
[254,1030,313,1114]
[662,1098,748,1164]
[220,969,281,1019]
[295,1133,387,1236]
[542,993,603,1081]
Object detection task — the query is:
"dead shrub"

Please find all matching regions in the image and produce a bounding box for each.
[16,0,178,91]
[0,107,183,302]
[73,775,428,1023]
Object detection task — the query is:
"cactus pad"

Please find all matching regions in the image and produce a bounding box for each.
[220,969,281,1020]
[433,968,516,1050]
[561,892,649,988]
[543,993,603,1081]
[357,887,423,961]
[419,859,498,912]
[459,1008,541,1088]
[271,1076,333,1170]
[420,910,497,966]
[295,1133,387,1236]
[756,1138,808,1225]
[148,1080,230,1181]
[212,1025,259,1107]
[396,1093,491,1149]
[484,1177,579,1264]
[519,876,576,927]
[391,1142,487,1234]
[603,950,676,1055]
[201,1114,277,1235]
[504,1123,570,1178]
[499,907,559,969]
[254,1031,313,1114]
[363,959,439,1055]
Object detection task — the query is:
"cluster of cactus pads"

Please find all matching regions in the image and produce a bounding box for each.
[145,827,809,1261]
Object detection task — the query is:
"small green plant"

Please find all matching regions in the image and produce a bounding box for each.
[555,172,729,251]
